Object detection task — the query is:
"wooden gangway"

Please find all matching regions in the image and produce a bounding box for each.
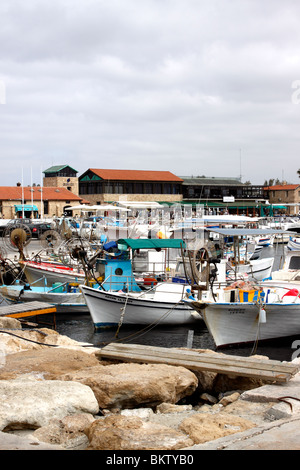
[0,301,57,328]
[98,343,299,384]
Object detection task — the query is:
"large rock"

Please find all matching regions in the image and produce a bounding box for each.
[33,413,95,450]
[0,431,63,450]
[0,378,99,431]
[85,415,193,450]
[0,317,22,329]
[0,348,101,380]
[179,412,255,444]
[61,363,198,410]
[0,327,99,355]
[190,349,267,394]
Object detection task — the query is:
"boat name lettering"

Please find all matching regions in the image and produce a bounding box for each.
[104,294,126,303]
[228,308,246,314]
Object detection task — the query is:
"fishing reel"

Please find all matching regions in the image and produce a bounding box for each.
[40,230,62,250]
[3,223,31,251]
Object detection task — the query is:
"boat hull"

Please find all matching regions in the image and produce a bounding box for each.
[80,285,201,329]
[199,301,300,347]
[228,257,274,281]
[19,260,85,286]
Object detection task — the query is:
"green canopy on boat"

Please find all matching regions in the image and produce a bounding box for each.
[117,238,186,250]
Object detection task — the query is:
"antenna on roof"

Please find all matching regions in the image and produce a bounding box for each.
[239,148,242,182]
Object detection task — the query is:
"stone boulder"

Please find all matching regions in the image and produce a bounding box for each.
[0,327,99,355]
[0,317,22,329]
[179,412,255,445]
[61,362,198,410]
[33,413,95,450]
[85,415,193,450]
[0,348,101,380]
[0,378,99,431]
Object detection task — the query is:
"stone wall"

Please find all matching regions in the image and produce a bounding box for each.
[1,201,80,219]
[43,177,79,196]
[269,188,300,215]
[82,193,183,205]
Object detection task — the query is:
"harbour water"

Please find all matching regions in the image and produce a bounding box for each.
[55,243,300,363]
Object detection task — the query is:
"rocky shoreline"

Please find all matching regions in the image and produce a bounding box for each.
[0,316,300,451]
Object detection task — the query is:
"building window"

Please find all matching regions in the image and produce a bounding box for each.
[103,183,113,194]
[124,183,134,194]
[145,183,153,194]
[135,183,143,193]
[115,183,123,194]
[43,201,49,214]
[154,183,162,194]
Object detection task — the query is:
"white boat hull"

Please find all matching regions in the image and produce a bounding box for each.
[287,237,300,251]
[199,300,300,347]
[0,285,87,314]
[20,261,85,286]
[80,285,201,329]
[227,257,274,281]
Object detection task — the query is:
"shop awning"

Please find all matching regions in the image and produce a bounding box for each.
[14,204,38,212]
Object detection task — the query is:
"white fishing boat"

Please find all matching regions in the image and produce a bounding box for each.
[18,259,86,286]
[226,256,274,282]
[261,249,300,289]
[0,281,88,314]
[206,228,279,281]
[187,283,300,347]
[80,282,201,329]
[80,238,203,329]
[287,236,300,251]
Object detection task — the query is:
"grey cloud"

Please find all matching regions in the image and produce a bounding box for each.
[1,0,300,185]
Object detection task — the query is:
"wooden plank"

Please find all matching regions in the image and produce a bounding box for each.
[101,343,299,375]
[100,349,290,382]
[7,307,56,319]
[0,301,56,318]
[99,343,299,383]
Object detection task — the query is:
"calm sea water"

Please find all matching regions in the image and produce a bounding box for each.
[55,244,300,362]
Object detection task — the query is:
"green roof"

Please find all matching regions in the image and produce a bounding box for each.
[43,165,77,174]
[117,238,186,250]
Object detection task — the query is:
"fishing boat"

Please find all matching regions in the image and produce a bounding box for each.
[0,280,88,314]
[18,259,86,286]
[261,249,300,289]
[187,282,300,347]
[287,236,300,251]
[80,238,203,329]
[206,228,278,281]
[81,282,201,329]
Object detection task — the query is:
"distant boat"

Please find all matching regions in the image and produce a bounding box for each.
[287,236,300,251]
[18,259,86,286]
[205,227,277,281]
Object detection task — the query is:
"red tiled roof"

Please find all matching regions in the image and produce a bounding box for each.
[89,169,183,182]
[265,184,300,191]
[0,186,83,201]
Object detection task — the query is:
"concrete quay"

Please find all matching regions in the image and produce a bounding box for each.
[186,369,300,450]
[186,416,300,450]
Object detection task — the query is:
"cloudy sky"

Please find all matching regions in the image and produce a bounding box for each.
[1,0,300,187]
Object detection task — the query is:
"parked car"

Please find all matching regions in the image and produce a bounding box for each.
[28,222,54,239]
[1,219,55,239]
